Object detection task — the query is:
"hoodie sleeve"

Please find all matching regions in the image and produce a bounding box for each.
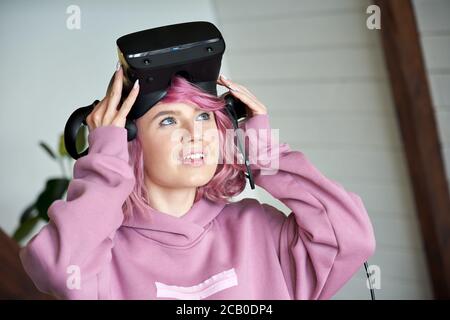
[242,114,376,300]
[19,125,135,299]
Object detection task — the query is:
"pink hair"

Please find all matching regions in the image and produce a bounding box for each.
[121,75,247,218]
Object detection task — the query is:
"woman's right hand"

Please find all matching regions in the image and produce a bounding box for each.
[86,64,140,132]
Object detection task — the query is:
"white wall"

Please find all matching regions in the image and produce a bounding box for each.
[215,0,434,299]
[413,0,450,190]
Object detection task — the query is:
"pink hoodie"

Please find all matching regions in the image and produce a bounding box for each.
[19,114,376,300]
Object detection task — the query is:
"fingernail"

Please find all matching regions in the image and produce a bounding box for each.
[116,61,121,71]
[133,79,139,89]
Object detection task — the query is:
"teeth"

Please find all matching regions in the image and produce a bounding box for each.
[183,153,205,160]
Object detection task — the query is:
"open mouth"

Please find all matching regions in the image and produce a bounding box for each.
[179,151,207,166]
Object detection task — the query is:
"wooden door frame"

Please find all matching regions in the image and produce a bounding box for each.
[373,0,450,299]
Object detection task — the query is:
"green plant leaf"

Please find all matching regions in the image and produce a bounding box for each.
[39,142,56,160]
[35,178,70,221]
[13,178,70,242]
[19,203,37,224]
[76,125,87,154]
[59,126,87,157]
[13,215,41,243]
[59,133,68,157]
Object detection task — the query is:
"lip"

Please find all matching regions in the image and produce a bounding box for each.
[179,149,208,166]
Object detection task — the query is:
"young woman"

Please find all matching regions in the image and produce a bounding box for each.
[20,63,376,300]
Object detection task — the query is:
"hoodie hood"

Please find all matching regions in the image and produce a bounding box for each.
[121,197,227,247]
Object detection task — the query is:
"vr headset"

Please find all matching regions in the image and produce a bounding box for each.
[64,21,255,189]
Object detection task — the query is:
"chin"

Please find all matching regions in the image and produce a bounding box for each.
[177,170,214,187]
[186,175,214,187]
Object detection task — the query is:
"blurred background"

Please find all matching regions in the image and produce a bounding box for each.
[0,0,449,299]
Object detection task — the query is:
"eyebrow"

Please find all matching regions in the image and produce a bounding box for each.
[151,109,208,122]
[151,110,182,122]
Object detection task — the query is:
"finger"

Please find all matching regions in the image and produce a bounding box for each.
[217,78,256,102]
[93,99,109,124]
[226,84,262,110]
[217,75,258,101]
[227,89,267,115]
[86,98,104,125]
[116,80,140,121]
[219,80,258,103]
[105,72,116,96]
[217,76,267,115]
[92,97,107,113]
[104,67,124,123]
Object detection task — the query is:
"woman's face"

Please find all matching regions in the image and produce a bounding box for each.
[136,101,220,189]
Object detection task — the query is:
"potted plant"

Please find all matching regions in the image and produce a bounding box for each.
[12,127,87,243]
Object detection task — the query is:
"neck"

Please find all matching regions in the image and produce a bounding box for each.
[144,176,197,218]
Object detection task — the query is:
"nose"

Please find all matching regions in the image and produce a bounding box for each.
[181,119,204,144]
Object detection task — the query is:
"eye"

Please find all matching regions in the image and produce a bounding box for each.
[159,117,176,126]
[197,112,211,121]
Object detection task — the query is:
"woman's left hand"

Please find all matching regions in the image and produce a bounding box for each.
[216,74,268,117]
